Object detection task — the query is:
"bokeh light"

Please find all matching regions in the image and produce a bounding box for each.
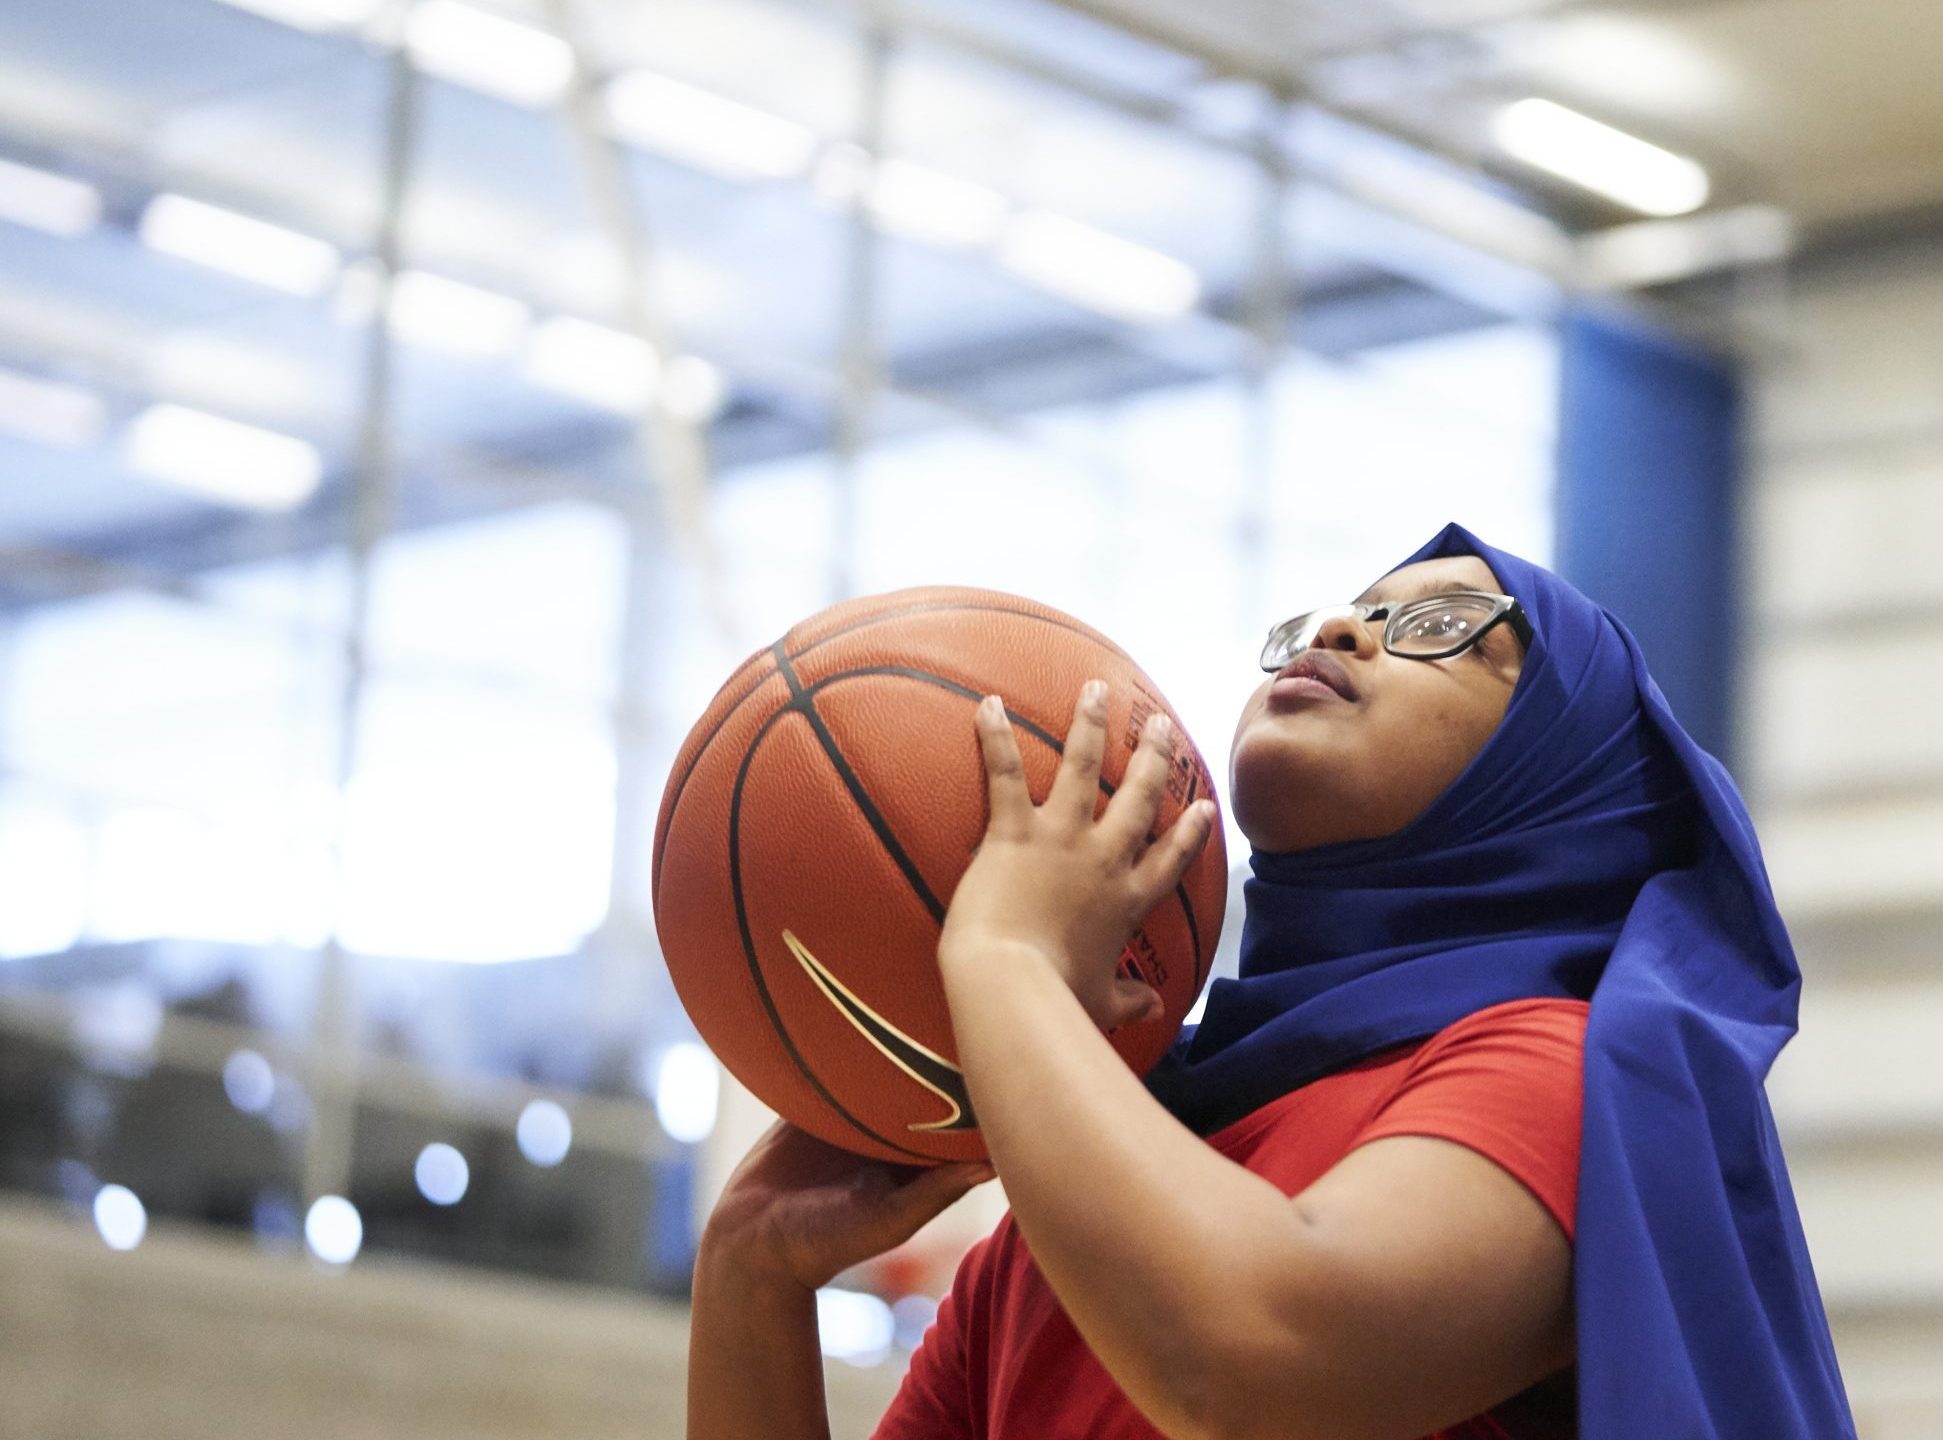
[221,1049,276,1114]
[891,1293,940,1351]
[304,1194,363,1264]
[653,1042,720,1143]
[92,1183,147,1250]
[816,1287,895,1367]
[414,1142,470,1205]
[516,1099,572,1167]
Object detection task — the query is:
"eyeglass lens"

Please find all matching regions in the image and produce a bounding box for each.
[1267,594,1501,665]
[1385,594,1500,655]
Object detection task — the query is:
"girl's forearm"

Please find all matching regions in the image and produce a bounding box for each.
[941,941,1308,1439]
[687,1227,831,1440]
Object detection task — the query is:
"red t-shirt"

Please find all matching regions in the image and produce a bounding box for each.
[873,997,1588,1440]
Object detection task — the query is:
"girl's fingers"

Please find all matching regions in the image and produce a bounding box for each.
[975,695,1034,839]
[1132,798,1218,899]
[1047,680,1109,827]
[862,1160,998,1258]
[897,1160,997,1222]
[1101,709,1177,858]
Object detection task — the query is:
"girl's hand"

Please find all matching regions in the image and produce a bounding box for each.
[937,680,1218,1033]
[702,1119,994,1293]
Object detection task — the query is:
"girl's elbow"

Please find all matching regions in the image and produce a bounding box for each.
[1150,1314,1325,1440]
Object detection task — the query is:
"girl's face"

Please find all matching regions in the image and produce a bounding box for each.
[1229,555,1525,853]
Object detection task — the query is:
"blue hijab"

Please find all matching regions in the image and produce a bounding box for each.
[1146,521,1855,1438]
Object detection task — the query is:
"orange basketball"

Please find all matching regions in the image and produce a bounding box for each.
[651,586,1227,1164]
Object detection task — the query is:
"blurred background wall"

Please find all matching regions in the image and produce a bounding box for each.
[0,0,1937,1435]
[1742,236,1943,1439]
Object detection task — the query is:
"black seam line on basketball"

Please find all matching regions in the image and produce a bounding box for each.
[652,647,778,910]
[786,600,1138,670]
[800,666,1076,766]
[800,665,1172,816]
[801,664,1208,990]
[657,634,1109,920]
[1178,879,1205,992]
[777,658,952,926]
[661,604,1131,906]
[769,637,804,698]
[726,695,931,1161]
[1168,757,1208,988]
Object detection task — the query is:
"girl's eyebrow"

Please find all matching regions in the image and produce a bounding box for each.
[1354,577,1487,608]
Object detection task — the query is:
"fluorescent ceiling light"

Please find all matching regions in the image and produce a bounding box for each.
[125,404,322,511]
[212,0,382,31]
[1491,98,1709,217]
[139,194,340,296]
[811,148,1008,247]
[523,316,661,412]
[405,0,573,109]
[0,157,102,236]
[998,212,1200,323]
[871,158,1009,249]
[386,269,531,357]
[0,367,106,448]
[605,72,817,182]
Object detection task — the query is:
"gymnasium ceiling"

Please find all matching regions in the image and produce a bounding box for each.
[1054,0,1943,237]
[0,0,1936,569]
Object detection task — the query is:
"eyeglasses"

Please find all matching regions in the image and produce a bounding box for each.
[1259,590,1533,671]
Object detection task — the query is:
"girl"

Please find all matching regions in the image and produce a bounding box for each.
[688,522,1854,1440]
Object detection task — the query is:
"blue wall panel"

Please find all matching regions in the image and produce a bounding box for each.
[1556,308,1743,773]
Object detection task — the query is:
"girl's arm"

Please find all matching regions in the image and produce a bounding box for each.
[936,685,1571,1440]
[688,1231,830,1440]
[687,1120,993,1440]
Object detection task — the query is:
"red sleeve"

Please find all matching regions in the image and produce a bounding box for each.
[1352,997,1588,1240]
[870,1232,990,1440]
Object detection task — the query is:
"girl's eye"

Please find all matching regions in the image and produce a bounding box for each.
[1401,611,1470,640]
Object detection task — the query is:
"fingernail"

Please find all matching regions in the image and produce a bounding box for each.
[981,694,1002,720]
[1147,712,1172,742]
[1084,679,1106,712]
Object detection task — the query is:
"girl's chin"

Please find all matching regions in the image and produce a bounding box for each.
[1226,780,1310,853]
[1229,731,1319,797]
[1229,745,1359,853]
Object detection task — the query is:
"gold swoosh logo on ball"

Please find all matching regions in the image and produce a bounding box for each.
[782,928,978,1133]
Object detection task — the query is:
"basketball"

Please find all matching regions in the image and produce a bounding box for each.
[651,586,1228,1164]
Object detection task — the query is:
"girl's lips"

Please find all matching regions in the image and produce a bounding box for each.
[1275,653,1358,700]
[1268,675,1348,707]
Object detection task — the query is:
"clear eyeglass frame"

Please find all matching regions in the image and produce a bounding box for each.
[1259,590,1533,671]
